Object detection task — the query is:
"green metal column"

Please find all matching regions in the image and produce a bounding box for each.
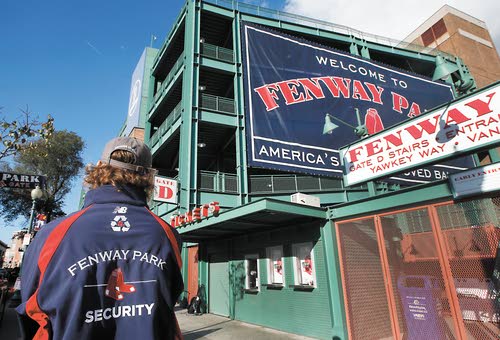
[320,221,348,339]
[233,12,249,205]
[489,148,500,163]
[181,244,189,301]
[179,0,201,213]
[197,243,209,311]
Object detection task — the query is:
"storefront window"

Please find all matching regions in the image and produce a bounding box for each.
[245,254,259,290]
[266,246,284,285]
[292,242,315,287]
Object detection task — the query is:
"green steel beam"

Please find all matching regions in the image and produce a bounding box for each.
[198,192,240,207]
[235,11,436,64]
[199,0,443,67]
[320,221,348,339]
[151,3,188,74]
[490,148,500,163]
[199,1,234,17]
[329,181,453,220]
[148,67,184,122]
[198,244,209,308]
[198,110,238,126]
[176,198,327,235]
[179,0,200,213]
[199,57,235,72]
[234,12,250,205]
[150,118,182,155]
[181,244,189,302]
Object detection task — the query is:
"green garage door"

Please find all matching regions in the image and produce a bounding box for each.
[209,256,229,316]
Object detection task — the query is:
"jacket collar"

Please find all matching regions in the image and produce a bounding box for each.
[83,185,148,207]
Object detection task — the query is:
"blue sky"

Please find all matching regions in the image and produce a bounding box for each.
[1,0,498,244]
[0,0,188,243]
[0,0,282,244]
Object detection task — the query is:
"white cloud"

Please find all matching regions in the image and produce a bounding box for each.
[282,0,500,52]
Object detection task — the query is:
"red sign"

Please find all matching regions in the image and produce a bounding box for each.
[170,202,220,227]
[340,82,500,186]
[154,176,177,204]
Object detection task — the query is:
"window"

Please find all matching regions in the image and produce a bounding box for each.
[421,19,447,47]
[245,254,259,290]
[292,242,316,287]
[266,246,284,285]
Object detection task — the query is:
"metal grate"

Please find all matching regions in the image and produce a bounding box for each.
[200,94,236,114]
[201,43,234,63]
[199,172,216,191]
[272,176,297,192]
[337,218,394,340]
[379,209,458,340]
[435,198,500,340]
[198,171,239,193]
[336,197,500,340]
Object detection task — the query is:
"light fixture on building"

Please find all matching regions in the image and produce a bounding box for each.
[322,108,367,138]
[198,85,206,91]
[198,142,206,148]
[200,37,206,44]
[432,55,475,94]
[432,55,459,82]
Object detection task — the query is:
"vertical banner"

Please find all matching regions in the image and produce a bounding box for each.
[124,50,147,137]
[241,23,472,183]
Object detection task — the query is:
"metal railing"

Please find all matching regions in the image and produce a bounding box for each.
[199,94,236,114]
[200,43,235,63]
[152,53,185,107]
[150,102,183,147]
[204,0,454,59]
[199,171,239,193]
[196,171,352,194]
[250,174,344,194]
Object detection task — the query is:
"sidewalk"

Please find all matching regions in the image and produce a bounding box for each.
[0,300,21,340]
[176,307,315,340]
[0,302,315,340]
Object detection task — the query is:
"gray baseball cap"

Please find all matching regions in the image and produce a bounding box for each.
[100,137,153,173]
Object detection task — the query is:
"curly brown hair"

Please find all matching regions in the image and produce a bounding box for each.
[84,150,155,196]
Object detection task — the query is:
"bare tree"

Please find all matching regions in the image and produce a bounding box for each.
[0,107,54,161]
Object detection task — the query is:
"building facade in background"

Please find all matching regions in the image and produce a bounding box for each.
[0,240,7,268]
[403,4,500,89]
[2,231,25,268]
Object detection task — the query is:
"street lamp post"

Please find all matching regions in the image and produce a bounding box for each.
[27,185,44,234]
[10,185,44,307]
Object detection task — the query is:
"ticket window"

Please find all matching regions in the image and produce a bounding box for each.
[245,254,259,291]
[266,246,284,285]
[292,242,316,287]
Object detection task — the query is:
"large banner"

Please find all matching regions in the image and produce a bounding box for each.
[242,23,472,182]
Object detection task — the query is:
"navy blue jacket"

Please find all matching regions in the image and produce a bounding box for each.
[16,185,184,340]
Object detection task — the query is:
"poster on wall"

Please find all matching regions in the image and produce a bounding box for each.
[241,23,473,183]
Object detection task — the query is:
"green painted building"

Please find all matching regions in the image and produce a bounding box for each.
[143,1,500,339]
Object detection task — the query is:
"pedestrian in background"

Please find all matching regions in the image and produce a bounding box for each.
[17,136,184,339]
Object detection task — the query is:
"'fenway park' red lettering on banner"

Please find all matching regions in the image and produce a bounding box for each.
[254,76,425,118]
[340,81,500,186]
